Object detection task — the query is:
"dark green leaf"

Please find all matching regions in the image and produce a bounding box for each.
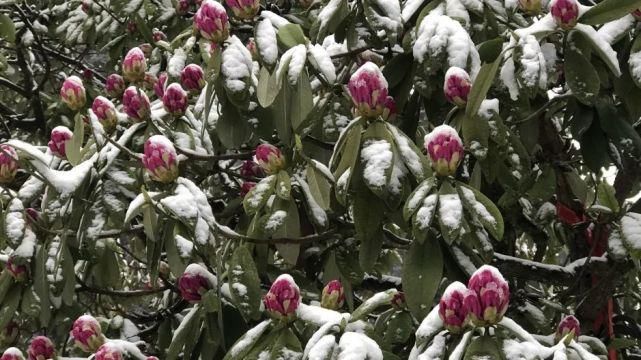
[565,47,600,105]
[277,24,307,49]
[464,335,503,359]
[291,70,314,131]
[0,14,15,43]
[402,237,443,319]
[228,245,263,321]
[354,186,385,272]
[466,54,502,118]
[167,306,203,360]
[579,0,641,25]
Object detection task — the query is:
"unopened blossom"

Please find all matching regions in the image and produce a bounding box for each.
[122,86,150,122]
[391,291,406,310]
[48,126,73,159]
[246,38,258,60]
[0,321,19,346]
[122,47,147,82]
[556,315,580,344]
[1,348,25,360]
[255,144,285,175]
[178,264,214,302]
[152,29,167,42]
[264,274,301,321]
[162,83,189,116]
[382,96,396,121]
[550,0,579,30]
[225,0,260,20]
[105,74,125,98]
[443,67,472,107]
[321,279,345,310]
[60,76,86,111]
[348,62,390,119]
[518,0,542,13]
[154,72,168,98]
[94,342,123,360]
[424,125,464,177]
[6,256,27,281]
[27,336,55,360]
[142,135,179,183]
[70,315,104,353]
[240,181,256,197]
[142,73,158,91]
[465,265,510,326]
[438,282,471,333]
[127,21,137,34]
[239,159,264,178]
[177,0,190,14]
[0,144,19,183]
[194,0,230,43]
[92,96,118,133]
[181,64,206,92]
[633,8,641,20]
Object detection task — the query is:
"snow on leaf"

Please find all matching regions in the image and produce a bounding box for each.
[629,51,641,87]
[573,23,621,77]
[308,44,336,84]
[620,212,641,254]
[437,193,463,231]
[256,19,278,66]
[167,48,187,78]
[5,198,25,246]
[415,194,439,230]
[388,125,427,181]
[458,186,496,225]
[517,35,547,91]
[308,335,337,360]
[597,15,635,45]
[294,175,328,228]
[222,36,254,93]
[337,332,383,360]
[296,303,348,327]
[160,183,199,223]
[228,320,273,357]
[361,139,393,189]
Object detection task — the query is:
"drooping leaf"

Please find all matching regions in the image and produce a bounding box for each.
[402,236,443,319]
[228,245,263,321]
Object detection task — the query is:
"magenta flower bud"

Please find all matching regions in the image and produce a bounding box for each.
[60,75,86,111]
[194,0,230,43]
[556,315,580,344]
[142,73,158,91]
[25,208,41,225]
[444,67,472,107]
[142,135,179,183]
[81,0,92,14]
[1,348,25,360]
[92,96,118,133]
[348,62,390,119]
[240,181,256,197]
[177,0,191,14]
[152,29,167,42]
[178,264,214,302]
[70,315,104,353]
[162,83,189,116]
[105,74,125,98]
[82,69,94,80]
[466,265,510,326]
[518,0,542,13]
[391,291,406,310]
[0,321,19,346]
[438,282,470,333]
[239,160,264,178]
[246,38,258,61]
[264,274,301,321]
[225,0,260,19]
[122,47,147,82]
[122,86,151,122]
[127,21,137,34]
[6,256,28,281]
[181,64,206,92]
[147,357,159,360]
[154,72,168,98]
[48,126,73,159]
[255,144,286,175]
[382,96,396,121]
[321,280,345,310]
[94,343,123,360]
[633,8,641,20]
[424,125,464,177]
[550,0,579,30]
[27,336,55,360]
[0,144,19,184]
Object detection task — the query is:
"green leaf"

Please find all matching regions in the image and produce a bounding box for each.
[61,241,76,306]
[403,178,436,221]
[437,181,463,244]
[380,310,414,347]
[66,113,85,166]
[464,335,503,360]
[564,47,600,105]
[35,245,51,326]
[243,175,276,215]
[257,67,281,108]
[277,24,307,49]
[216,102,252,149]
[456,182,504,241]
[597,181,620,213]
[0,14,15,43]
[351,289,398,321]
[597,101,641,154]
[228,245,263,321]
[572,25,621,77]
[478,37,504,63]
[332,121,363,178]
[0,283,19,329]
[275,171,292,200]
[305,165,331,210]
[273,200,301,266]
[465,53,502,119]
[354,186,385,272]
[579,0,641,25]
[310,0,349,42]
[166,305,203,360]
[402,237,443,319]
[269,327,303,359]
[291,70,314,131]
[462,112,490,159]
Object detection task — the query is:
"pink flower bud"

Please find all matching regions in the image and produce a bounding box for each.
[177,0,191,14]
[264,274,300,321]
[147,357,159,360]
[0,321,19,346]
[142,73,158,91]
[153,29,167,42]
[348,62,390,119]
[139,43,153,58]
[48,126,73,159]
[162,83,189,116]
[127,21,137,34]
[0,145,19,184]
[466,265,510,326]
[105,74,125,98]
[240,160,264,178]
[550,0,579,30]
[240,181,256,197]
[255,144,285,175]
[556,315,580,344]
[142,135,179,183]
[181,64,206,92]
[633,8,641,20]
[92,96,118,133]
[444,67,472,107]
[518,0,542,13]
[81,0,92,14]
[178,264,214,302]
[60,76,87,111]
[94,343,123,360]
[122,86,151,122]
[438,282,470,333]
[382,96,396,121]
[25,208,41,225]
[71,315,104,353]
[82,69,94,80]
[1,348,25,360]
[391,291,406,310]
[154,72,168,98]
[194,0,230,43]
[321,280,345,310]
[424,125,464,177]
[122,47,147,82]
[6,256,28,282]
[27,336,55,360]
[225,0,260,20]
[246,38,258,60]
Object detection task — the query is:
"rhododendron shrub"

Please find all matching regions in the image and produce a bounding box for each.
[2,0,641,358]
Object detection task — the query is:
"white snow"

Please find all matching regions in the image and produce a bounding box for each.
[518,35,547,90]
[245,175,276,209]
[416,194,439,230]
[337,332,383,360]
[13,227,36,258]
[316,0,344,37]
[161,183,199,221]
[417,331,447,359]
[437,193,463,230]
[296,303,347,326]
[406,180,434,217]
[367,0,403,41]
[389,125,425,180]
[415,305,443,341]
[260,11,290,28]
[175,235,194,258]
[361,140,393,189]
[265,210,287,232]
[629,51,641,86]
[5,198,25,245]
[167,48,187,78]
[184,263,218,287]
[459,186,496,225]
[308,44,337,84]
[597,15,635,45]
[621,212,641,251]
[444,331,472,360]
[308,335,337,360]
[573,24,621,77]
[222,36,254,93]
[402,0,426,22]
[277,44,307,85]
[256,19,278,66]
[477,98,500,120]
[294,175,328,227]
[500,58,520,100]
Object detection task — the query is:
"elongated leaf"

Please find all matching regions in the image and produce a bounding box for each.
[277,24,307,49]
[354,185,385,272]
[66,113,85,166]
[0,283,19,329]
[456,182,504,241]
[466,54,502,118]
[275,171,292,200]
[565,47,600,105]
[291,70,314,131]
[167,305,203,360]
[0,14,15,43]
[229,245,263,321]
[257,67,281,108]
[579,0,641,25]
[35,245,51,325]
[402,237,443,319]
[270,327,303,359]
[243,175,276,215]
[463,335,503,359]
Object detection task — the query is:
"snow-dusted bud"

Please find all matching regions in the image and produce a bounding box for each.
[142,135,179,183]
[71,315,104,353]
[105,74,125,98]
[177,0,190,14]
[255,144,286,175]
[122,86,150,122]
[152,29,167,42]
[633,8,641,20]
[444,67,472,107]
[92,96,118,133]
[194,0,230,43]
[48,126,73,159]
[181,64,206,92]
[438,282,470,333]
[321,279,345,310]
[0,321,18,346]
[391,291,406,310]
[382,96,396,121]
[424,125,464,177]
[225,0,260,19]
[60,76,86,111]
[1,348,25,360]
[154,72,168,98]
[518,0,542,13]
[27,336,55,360]
[348,62,390,119]
[6,256,27,281]
[162,83,189,116]
[142,73,158,91]
[264,274,301,321]
[550,0,579,30]
[122,47,147,82]
[178,264,214,302]
[556,315,580,344]
[94,343,123,360]
[0,145,19,184]
[240,160,263,178]
[465,265,510,326]
[240,181,256,197]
